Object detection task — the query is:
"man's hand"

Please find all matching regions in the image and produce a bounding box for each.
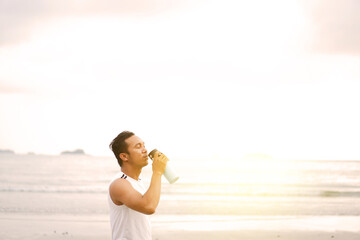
[152,151,168,175]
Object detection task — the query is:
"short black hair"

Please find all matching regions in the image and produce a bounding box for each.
[109,131,135,167]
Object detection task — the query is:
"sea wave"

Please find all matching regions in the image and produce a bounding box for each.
[319,190,360,197]
[1,184,360,198]
[0,186,108,194]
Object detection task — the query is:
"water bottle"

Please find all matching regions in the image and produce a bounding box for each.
[148,149,179,184]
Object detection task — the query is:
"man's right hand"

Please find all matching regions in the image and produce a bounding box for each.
[152,151,168,175]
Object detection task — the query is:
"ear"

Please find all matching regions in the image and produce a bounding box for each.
[119,153,129,162]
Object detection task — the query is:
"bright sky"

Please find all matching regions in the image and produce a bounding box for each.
[1,0,360,160]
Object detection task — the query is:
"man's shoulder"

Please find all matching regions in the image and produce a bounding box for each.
[110,176,130,190]
[109,172,146,197]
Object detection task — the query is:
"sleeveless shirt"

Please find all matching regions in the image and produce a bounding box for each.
[108,171,152,240]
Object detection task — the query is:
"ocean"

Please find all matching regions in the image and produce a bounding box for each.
[0,154,360,217]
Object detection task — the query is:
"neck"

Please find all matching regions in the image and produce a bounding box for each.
[121,165,142,180]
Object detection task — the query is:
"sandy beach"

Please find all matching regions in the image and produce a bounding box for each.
[1,213,359,240]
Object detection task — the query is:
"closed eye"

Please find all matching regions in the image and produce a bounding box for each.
[135,142,144,148]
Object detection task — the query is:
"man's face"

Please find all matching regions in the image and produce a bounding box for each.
[124,135,149,168]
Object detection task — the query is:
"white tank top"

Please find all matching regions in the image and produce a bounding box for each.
[108,171,152,240]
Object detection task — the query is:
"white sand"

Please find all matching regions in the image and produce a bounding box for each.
[1,213,359,240]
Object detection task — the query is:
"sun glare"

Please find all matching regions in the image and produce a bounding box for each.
[237,154,296,185]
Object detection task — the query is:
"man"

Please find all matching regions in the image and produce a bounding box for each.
[108,131,168,240]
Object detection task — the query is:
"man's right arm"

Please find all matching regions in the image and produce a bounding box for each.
[109,154,168,215]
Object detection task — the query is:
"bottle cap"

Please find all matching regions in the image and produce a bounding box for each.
[148,149,158,159]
